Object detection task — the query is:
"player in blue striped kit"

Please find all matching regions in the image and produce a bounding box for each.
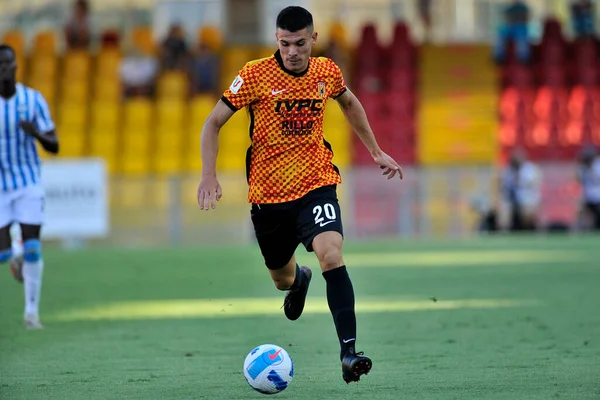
[0,44,59,329]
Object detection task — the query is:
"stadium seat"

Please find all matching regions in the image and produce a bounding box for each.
[63,81,90,104]
[198,25,221,51]
[218,110,250,172]
[89,102,121,173]
[94,79,120,103]
[2,30,24,52]
[64,51,91,80]
[2,31,26,82]
[221,47,255,90]
[96,49,121,77]
[154,100,187,174]
[187,95,216,171]
[533,86,569,123]
[121,99,153,174]
[100,29,120,49]
[32,31,56,55]
[60,52,91,103]
[28,53,58,107]
[157,71,189,101]
[323,99,350,168]
[57,103,88,157]
[131,27,155,55]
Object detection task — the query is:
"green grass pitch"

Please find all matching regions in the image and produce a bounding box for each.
[1,235,599,399]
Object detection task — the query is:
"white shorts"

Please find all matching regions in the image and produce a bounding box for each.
[0,185,45,228]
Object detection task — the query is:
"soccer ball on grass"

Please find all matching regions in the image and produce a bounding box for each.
[243,344,294,394]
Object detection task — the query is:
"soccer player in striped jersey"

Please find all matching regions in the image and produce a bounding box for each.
[197,7,403,383]
[0,44,59,329]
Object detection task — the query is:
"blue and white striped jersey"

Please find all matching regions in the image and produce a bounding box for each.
[0,83,55,192]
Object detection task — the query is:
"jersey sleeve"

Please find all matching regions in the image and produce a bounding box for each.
[33,91,55,133]
[329,60,347,99]
[221,63,259,111]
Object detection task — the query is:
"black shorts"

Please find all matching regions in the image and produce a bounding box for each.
[250,185,344,270]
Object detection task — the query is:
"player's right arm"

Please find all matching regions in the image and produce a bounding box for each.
[197,64,258,210]
[197,100,235,210]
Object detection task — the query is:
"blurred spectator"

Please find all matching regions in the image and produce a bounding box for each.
[500,148,542,231]
[320,22,351,79]
[100,29,120,49]
[571,0,596,38]
[190,27,221,97]
[160,23,190,71]
[576,146,600,230]
[64,0,90,50]
[120,47,158,98]
[493,0,531,64]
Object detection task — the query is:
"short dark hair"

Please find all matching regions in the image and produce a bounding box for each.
[276,6,313,32]
[0,44,16,58]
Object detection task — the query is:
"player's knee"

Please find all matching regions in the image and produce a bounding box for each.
[318,246,343,272]
[272,275,295,291]
[0,248,12,263]
[23,239,42,262]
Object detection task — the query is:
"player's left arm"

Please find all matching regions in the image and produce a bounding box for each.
[335,89,403,180]
[20,92,59,154]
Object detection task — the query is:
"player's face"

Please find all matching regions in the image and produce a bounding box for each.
[276,28,317,72]
[0,49,17,82]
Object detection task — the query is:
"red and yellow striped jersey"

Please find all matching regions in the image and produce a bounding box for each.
[221,50,347,204]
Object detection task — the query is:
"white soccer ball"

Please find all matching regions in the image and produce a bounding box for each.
[243,344,294,394]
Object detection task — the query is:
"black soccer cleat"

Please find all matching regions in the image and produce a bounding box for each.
[283,266,312,321]
[342,348,372,383]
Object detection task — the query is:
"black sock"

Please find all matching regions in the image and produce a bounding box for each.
[323,266,357,359]
[289,264,304,291]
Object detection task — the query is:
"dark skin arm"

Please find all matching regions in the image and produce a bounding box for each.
[19,121,59,154]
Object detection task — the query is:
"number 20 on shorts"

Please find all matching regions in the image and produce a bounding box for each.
[313,203,337,227]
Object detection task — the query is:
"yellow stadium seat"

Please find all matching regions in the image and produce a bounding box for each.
[121,131,151,174]
[94,50,122,102]
[221,47,255,90]
[29,54,58,80]
[89,102,120,173]
[121,99,153,174]
[218,110,250,172]
[217,151,246,171]
[220,109,250,143]
[57,129,86,157]
[96,49,121,77]
[255,46,277,60]
[63,51,91,80]
[322,99,350,168]
[58,102,87,128]
[3,31,25,82]
[155,100,186,174]
[33,31,56,55]
[15,54,26,83]
[197,25,221,51]
[123,98,153,128]
[62,81,89,103]
[93,78,120,102]
[187,95,216,171]
[157,71,188,101]
[2,30,24,52]
[91,101,120,129]
[132,27,155,55]
[57,102,88,157]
